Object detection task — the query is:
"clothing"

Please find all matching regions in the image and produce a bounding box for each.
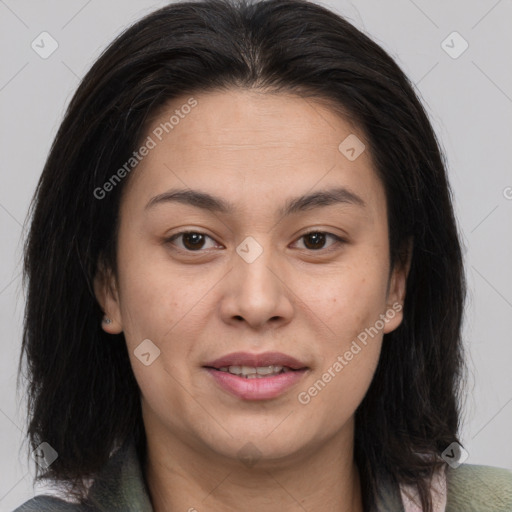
[13,437,512,511]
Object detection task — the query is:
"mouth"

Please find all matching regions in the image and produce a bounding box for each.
[203,351,309,372]
[202,351,309,400]
[205,365,303,378]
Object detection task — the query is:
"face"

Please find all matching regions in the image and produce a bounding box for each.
[95,88,409,466]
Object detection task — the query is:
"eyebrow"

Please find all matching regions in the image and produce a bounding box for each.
[145,186,366,216]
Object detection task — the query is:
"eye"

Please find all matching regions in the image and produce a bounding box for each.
[292,230,346,252]
[166,231,221,252]
[165,230,346,253]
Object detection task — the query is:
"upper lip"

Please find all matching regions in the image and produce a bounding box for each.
[204,351,308,370]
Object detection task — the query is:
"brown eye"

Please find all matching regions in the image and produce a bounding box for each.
[295,231,345,251]
[167,231,218,251]
[303,232,327,250]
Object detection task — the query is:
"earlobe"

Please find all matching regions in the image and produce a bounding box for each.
[383,237,413,334]
[101,313,123,334]
[93,258,123,334]
[392,237,413,303]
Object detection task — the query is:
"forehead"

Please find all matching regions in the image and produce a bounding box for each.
[121,88,385,219]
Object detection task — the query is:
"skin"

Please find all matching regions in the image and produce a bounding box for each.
[94,88,411,512]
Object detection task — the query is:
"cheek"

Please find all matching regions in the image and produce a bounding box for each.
[117,263,198,416]
[115,234,212,381]
[299,251,388,402]
[311,343,382,427]
[115,233,191,340]
[307,274,386,420]
[308,261,389,341]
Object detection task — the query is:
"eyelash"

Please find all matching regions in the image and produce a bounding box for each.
[165,230,347,254]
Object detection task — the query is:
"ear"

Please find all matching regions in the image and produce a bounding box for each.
[93,256,123,334]
[382,237,413,334]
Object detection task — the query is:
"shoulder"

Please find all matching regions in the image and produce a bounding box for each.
[12,494,91,511]
[446,463,512,512]
[13,437,153,512]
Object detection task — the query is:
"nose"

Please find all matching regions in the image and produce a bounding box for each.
[218,237,294,331]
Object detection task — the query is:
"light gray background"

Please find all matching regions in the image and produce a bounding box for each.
[1,0,511,509]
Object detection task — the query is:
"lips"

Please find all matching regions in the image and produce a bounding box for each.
[203,351,310,400]
[203,351,308,371]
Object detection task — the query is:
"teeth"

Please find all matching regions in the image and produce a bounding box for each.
[217,365,291,378]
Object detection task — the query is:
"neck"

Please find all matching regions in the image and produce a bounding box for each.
[143,421,363,512]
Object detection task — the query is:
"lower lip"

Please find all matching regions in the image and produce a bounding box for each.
[204,368,308,400]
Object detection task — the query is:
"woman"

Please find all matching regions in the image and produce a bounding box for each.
[14,0,512,511]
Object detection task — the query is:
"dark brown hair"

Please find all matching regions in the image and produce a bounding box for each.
[19,0,467,510]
